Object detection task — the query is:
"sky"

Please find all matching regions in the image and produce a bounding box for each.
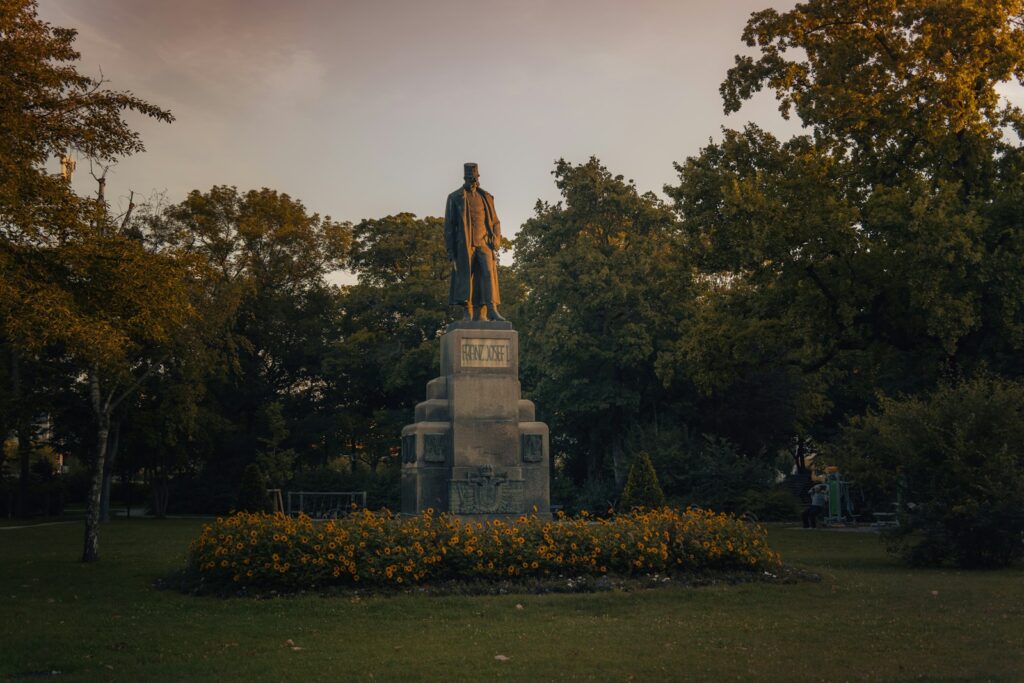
[39,0,802,278]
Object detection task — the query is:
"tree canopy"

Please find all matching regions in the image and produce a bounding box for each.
[666,0,1024,450]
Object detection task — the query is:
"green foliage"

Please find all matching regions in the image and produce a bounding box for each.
[254,402,296,489]
[734,489,802,523]
[513,158,691,483]
[831,375,1024,568]
[288,458,399,511]
[664,0,1024,460]
[235,464,270,513]
[0,0,194,558]
[1,0,183,369]
[327,213,455,466]
[141,186,352,499]
[629,426,776,513]
[721,0,1024,187]
[619,452,666,511]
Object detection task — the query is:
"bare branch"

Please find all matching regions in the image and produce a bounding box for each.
[108,354,170,413]
[88,159,110,203]
[119,190,135,232]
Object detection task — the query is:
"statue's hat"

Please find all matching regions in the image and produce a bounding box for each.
[463,162,480,178]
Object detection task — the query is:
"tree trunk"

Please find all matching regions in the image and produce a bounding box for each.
[99,420,120,522]
[10,348,31,519]
[610,439,626,489]
[124,465,133,519]
[151,475,169,519]
[82,371,109,563]
[793,436,806,474]
[586,432,603,482]
[16,422,32,518]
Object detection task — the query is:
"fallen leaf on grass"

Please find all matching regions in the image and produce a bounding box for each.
[515,603,524,610]
[494,655,511,662]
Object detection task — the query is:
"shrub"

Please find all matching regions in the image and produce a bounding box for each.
[734,488,802,522]
[186,507,782,592]
[236,464,271,513]
[831,375,1024,568]
[630,427,775,513]
[620,452,666,511]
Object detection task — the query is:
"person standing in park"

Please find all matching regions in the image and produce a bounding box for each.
[803,484,827,529]
[444,162,506,322]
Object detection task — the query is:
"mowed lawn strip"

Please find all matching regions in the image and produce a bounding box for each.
[1,519,1021,682]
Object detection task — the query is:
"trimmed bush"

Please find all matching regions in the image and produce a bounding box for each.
[187,507,781,592]
[235,464,271,513]
[620,452,666,511]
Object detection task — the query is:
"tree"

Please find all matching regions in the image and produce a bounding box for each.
[235,463,270,513]
[143,186,351,509]
[512,158,692,486]
[326,213,455,469]
[664,1,1024,449]
[1,0,186,561]
[830,375,1024,568]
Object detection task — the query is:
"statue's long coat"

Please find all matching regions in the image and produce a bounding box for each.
[443,186,501,305]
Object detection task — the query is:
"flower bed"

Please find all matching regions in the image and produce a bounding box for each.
[186,507,782,592]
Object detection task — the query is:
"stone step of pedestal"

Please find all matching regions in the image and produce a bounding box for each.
[415,398,450,422]
[426,377,447,400]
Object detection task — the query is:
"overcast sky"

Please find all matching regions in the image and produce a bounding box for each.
[40,0,802,274]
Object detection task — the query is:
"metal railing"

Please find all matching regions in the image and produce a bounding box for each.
[286,491,367,519]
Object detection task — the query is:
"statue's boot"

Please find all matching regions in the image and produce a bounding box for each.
[486,304,507,322]
[462,304,473,321]
[471,305,484,321]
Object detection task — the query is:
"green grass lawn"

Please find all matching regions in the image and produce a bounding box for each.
[1,519,1021,682]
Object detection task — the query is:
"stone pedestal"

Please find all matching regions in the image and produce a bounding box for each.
[401,321,550,518]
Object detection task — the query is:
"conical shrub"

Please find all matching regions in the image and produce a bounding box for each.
[620,452,666,511]
[236,463,271,513]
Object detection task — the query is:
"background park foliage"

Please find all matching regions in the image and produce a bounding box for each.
[3,0,1024,567]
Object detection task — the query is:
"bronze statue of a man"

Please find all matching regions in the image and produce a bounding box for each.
[444,162,506,321]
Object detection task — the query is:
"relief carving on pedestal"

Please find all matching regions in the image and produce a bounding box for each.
[423,433,449,463]
[521,433,544,463]
[449,465,524,514]
[401,434,416,464]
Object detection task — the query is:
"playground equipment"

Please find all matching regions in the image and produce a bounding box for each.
[822,471,857,526]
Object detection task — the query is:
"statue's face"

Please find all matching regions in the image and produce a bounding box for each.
[464,164,480,188]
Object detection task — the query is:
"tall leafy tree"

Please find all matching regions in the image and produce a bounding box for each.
[145,187,351,506]
[513,158,691,486]
[0,0,188,560]
[665,1,1024,445]
[326,213,455,466]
